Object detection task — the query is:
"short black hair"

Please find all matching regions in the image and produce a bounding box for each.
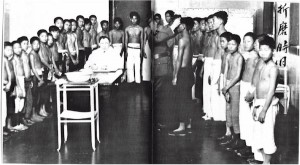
[84,18,91,25]
[220,32,232,42]
[154,13,161,19]
[244,32,256,41]
[30,36,40,44]
[100,20,109,26]
[180,17,194,31]
[213,11,228,25]
[114,17,122,25]
[99,36,110,42]
[63,19,71,24]
[204,17,208,22]
[17,36,28,44]
[47,33,53,37]
[49,25,59,32]
[256,34,268,42]
[193,17,202,24]
[11,40,20,46]
[173,14,181,19]
[207,14,214,20]
[70,19,77,26]
[165,10,175,17]
[54,17,63,24]
[89,15,97,20]
[76,15,84,21]
[4,41,12,48]
[229,34,241,45]
[37,29,48,36]
[130,11,140,20]
[259,35,275,50]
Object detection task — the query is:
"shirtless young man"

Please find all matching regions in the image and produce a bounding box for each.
[202,14,218,120]
[142,16,153,81]
[55,17,68,74]
[76,15,85,69]
[48,26,62,75]
[191,17,205,102]
[109,17,125,70]
[3,42,15,135]
[97,20,109,45]
[66,19,79,72]
[83,18,92,61]
[37,29,53,117]
[17,36,35,126]
[11,41,28,131]
[250,36,279,164]
[234,32,260,157]
[220,34,244,149]
[125,11,144,84]
[89,15,98,50]
[168,17,194,136]
[29,37,45,123]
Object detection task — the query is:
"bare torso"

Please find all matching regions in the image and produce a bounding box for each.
[83,30,91,48]
[21,51,31,79]
[227,52,243,80]
[180,37,193,68]
[39,43,52,66]
[126,25,142,43]
[89,28,97,46]
[109,29,124,44]
[66,32,77,55]
[191,30,203,55]
[50,42,59,61]
[206,32,218,58]
[76,27,84,49]
[256,61,278,99]
[29,50,43,71]
[12,55,25,76]
[221,51,229,74]
[3,57,8,82]
[242,50,259,82]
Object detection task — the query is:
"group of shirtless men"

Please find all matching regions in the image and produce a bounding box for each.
[150,10,279,164]
[3,9,279,164]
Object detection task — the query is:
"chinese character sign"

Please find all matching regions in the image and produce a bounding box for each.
[276,2,290,54]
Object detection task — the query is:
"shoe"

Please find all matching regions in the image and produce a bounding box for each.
[219,135,233,146]
[31,115,44,122]
[226,139,246,151]
[168,130,186,136]
[21,118,33,126]
[247,158,263,164]
[237,147,254,158]
[11,124,27,131]
[26,119,35,124]
[217,135,229,141]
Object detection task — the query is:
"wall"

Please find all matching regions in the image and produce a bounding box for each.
[110,0,152,30]
[3,0,109,41]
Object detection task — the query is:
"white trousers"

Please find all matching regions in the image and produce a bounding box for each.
[202,57,214,117]
[113,43,124,69]
[127,43,141,83]
[239,81,253,145]
[142,41,151,81]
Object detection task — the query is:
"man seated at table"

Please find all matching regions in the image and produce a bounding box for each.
[84,36,121,71]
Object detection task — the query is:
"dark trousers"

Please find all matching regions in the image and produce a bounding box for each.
[153,75,173,125]
[32,74,50,114]
[6,88,15,126]
[85,47,92,61]
[174,67,194,123]
[195,60,204,100]
[78,49,85,70]
[23,78,33,119]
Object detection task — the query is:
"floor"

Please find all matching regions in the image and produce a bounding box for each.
[2,82,299,164]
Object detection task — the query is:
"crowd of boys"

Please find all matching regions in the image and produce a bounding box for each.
[3,10,280,164]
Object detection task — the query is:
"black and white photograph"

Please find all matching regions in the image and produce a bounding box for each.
[1,0,299,164]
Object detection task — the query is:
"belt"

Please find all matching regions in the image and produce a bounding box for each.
[128,46,140,49]
[153,52,170,60]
